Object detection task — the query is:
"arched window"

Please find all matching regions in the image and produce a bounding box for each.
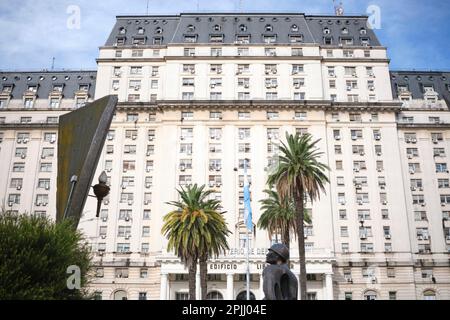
[423,290,436,300]
[213,24,221,31]
[360,28,367,35]
[113,290,128,300]
[155,27,162,34]
[206,291,224,300]
[342,27,349,34]
[236,291,256,300]
[265,24,273,32]
[138,27,145,34]
[239,24,247,32]
[119,27,126,34]
[323,27,330,35]
[187,24,195,32]
[291,24,299,32]
[363,290,377,300]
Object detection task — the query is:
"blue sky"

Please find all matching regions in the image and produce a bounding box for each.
[0,0,449,71]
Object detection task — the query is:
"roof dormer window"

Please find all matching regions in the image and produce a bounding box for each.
[342,27,349,34]
[210,34,224,43]
[360,28,367,35]
[213,24,221,31]
[187,24,195,32]
[184,35,198,43]
[239,24,247,32]
[137,27,145,34]
[265,24,273,32]
[119,27,126,34]
[323,27,330,35]
[132,37,146,45]
[116,37,126,46]
[291,24,299,32]
[155,27,162,34]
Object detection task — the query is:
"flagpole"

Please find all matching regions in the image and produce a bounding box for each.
[244,158,250,301]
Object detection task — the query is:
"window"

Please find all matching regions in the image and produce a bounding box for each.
[436,163,448,173]
[115,268,129,278]
[39,163,52,172]
[340,226,348,237]
[24,98,34,108]
[438,179,449,188]
[263,35,276,44]
[339,209,347,220]
[292,48,303,56]
[344,292,352,300]
[142,226,150,237]
[184,48,195,57]
[8,194,21,205]
[184,35,197,43]
[130,66,142,75]
[389,292,397,300]
[236,35,250,44]
[174,86,190,96]
[292,64,304,74]
[423,290,436,300]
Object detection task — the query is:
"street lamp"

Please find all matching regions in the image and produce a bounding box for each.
[92,171,110,217]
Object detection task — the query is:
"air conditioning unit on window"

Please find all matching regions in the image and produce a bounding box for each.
[385,234,391,239]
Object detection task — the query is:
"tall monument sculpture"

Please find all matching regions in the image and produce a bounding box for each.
[56,95,118,228]
[262,243,298,300]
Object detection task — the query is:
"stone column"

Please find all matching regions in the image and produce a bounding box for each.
[259,272,264,300]
[325,273,333,300]
[160,273,168,300]
[226,273,234,300]
[295,273,301,300]
[196,270,201,299]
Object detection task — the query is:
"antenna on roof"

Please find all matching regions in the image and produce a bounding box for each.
[333,0,344,16]
[51,57,55,70]
[146,0,149,15]
[239,0,244,12]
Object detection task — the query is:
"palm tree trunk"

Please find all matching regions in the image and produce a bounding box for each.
[199,254,208,300]
[293,181,307,300]
[188,260,197,300]
[282,226,290,266]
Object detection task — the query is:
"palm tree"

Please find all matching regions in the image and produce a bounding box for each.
[258,189,312,261]
[162,184,230,300]
[198,196,230,299]
[258,189,296,251]
[267,133,329,300]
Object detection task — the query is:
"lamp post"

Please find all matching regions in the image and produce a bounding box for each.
[92,171,110,218]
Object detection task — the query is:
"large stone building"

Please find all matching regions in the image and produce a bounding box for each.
[0,12,449,300]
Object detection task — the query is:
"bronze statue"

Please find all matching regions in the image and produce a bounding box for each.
[262,243,298,300]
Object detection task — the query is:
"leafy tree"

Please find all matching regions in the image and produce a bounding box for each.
[267,133,329,300]
[0,211,93,299]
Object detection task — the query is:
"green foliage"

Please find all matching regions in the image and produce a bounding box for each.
[162,184,230,267]
[258,189,312,242]
[0,211,93,300]
[267,132,329,202]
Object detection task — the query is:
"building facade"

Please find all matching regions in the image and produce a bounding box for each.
[0,12,449,300]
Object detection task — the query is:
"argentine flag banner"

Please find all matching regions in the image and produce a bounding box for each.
[243,160,253,231]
